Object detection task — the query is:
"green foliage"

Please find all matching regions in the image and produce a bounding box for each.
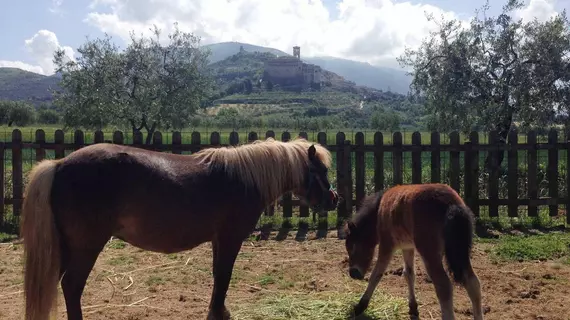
[398,0,570,137]
[0,100,36,126]
[53,23,214,143]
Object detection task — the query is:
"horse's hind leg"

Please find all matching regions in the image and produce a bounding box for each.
[353,241,394,317]
[403,249,419,318]
[61,245,105,320]
[463,263,484,320]
[418,250,455,320]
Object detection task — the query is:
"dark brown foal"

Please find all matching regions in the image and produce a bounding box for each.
[344,184,484,320]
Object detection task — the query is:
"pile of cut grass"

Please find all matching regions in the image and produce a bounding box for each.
[230,291,406,320]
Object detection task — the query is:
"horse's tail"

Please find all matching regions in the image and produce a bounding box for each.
[21,159,60,320]
[442,204,475,285]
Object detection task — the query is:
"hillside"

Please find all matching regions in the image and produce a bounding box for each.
[203,41,412,94]
[204,50,424,130]
[0,68,59,105]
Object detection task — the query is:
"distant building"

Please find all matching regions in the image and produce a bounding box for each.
[263,46,322,89]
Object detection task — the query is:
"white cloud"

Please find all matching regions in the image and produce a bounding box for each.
[84,0,463,68]
[49,0,64,15]
[0,30,74,76]
[516,0,559,22]
[83,0,565,68]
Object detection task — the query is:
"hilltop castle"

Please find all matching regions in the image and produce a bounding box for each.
[263,46,322,89]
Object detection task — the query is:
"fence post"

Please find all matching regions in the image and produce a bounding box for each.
[341,139,353,235]
[317,132,328,237]
[132,131,143,146]
[355,132,365,209]
[297,131,309,241]
[431,132,441,183]
[466,132,480,216]
[210,132,221,146]
[12,130,23,217]
[153,132,163,151]
[260,130,275,240]
[336,132,346,238]
[566,129,570,225]
[281,132,293,230]
[527,131,538,217]
[392,132,403,185]
[172,132,182,154]
[190,132,201,154]
[112,131,124,145]
[449,132,460,193]
[488,131,499,217]
[229,131,239,146]
[94,130,104,144]
[54,130,65,159]
[35,129,46,162]
[74,130,85,151]
[0,142,4,227]
[411,132,422,184]
[507,130,519,217]
[373,132,384,192]
[547,129,558,217]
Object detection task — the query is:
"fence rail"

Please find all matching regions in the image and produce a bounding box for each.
[1,128,569,239]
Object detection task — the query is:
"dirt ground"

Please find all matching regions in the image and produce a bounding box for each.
[1,231,569,320]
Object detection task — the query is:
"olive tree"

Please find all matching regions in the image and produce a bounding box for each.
[398,0,570,170]
[53,23,214,143]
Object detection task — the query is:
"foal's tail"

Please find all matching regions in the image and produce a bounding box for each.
[442,204,475,285]
[21,159,60,320]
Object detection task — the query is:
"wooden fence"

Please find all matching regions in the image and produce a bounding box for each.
[0,128,569,239]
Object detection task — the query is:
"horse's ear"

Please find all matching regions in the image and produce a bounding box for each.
[308,144,317,160]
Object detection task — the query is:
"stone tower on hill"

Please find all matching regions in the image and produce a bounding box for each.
[263,46,322,89]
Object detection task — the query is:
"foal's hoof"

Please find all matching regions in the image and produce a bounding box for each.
[351,299,369,317]
[408,301,419,319]
[206,307,231,320]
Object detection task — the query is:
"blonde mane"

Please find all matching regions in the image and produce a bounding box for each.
[195,137,332,202]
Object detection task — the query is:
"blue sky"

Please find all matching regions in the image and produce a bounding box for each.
[0,0,567,74]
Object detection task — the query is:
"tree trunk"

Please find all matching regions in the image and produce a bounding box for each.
[144,122,157,145]
[484,108,514,173]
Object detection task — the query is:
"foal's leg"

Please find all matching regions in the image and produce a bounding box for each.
[207,235,245,320]
[61,245,105,320]
[463,263,484,320]
[403,249,419,318]
[353,242,394,317]
[419,251,455,320]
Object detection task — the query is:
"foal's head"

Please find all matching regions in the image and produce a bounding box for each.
[295,144,339,211]
[343,192,382,280]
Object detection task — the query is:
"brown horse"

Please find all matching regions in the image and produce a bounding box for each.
[20,137,338,320]
[343,183,483,320]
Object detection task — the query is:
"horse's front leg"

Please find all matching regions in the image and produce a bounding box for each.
[206,235,244,320]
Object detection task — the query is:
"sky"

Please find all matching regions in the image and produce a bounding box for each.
[0,0,567,75]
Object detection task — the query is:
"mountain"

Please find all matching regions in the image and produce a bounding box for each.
[203,41,412,94]
[0,68,60,105]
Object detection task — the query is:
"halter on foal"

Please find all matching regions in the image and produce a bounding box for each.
[20,137,338,320]
[344,183,484,320]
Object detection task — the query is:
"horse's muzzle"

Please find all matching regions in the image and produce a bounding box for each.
[323,190,339,211]
[349,267,364,280]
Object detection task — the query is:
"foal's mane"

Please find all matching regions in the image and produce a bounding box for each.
[195,138,332,202]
